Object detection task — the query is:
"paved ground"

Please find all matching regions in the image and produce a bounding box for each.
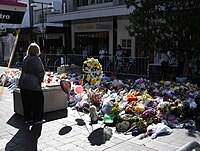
[0,66,200,151]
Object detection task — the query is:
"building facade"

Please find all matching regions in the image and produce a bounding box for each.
[46,0,135,57]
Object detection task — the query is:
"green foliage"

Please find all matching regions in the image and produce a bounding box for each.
[125,0,200,53]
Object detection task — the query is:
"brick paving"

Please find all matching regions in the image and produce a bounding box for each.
[0,67,200,151]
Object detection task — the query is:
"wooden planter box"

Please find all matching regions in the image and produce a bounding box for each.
[13,86,68,116]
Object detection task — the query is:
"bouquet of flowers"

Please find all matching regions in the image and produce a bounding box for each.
[82,58,103,85]
[87,87,103,109]
[44,72,60,84]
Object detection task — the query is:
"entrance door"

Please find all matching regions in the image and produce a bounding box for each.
[75,32,109,56]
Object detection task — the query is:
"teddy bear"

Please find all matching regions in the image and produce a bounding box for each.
[89,105,99,124]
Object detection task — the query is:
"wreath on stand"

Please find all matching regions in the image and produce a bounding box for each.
[82,57,103,86]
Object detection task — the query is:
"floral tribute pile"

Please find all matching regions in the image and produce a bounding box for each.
[81,58,103,85]
[66,76,200,138]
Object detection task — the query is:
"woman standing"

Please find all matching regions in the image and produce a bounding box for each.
[19,42,45,124]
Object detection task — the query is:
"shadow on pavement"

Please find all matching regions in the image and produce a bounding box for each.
[5,109,68,150]
[59,125,72,135]
[7,109,68,126]
[44,109,68,122]
[6,114,24,128]
[75,118,86,126]
[88,127,113,146]
[6,114,42,151]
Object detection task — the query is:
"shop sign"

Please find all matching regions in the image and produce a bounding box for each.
[78,25,95,30]
[0,14,10,20]
[96,24,111,29]
[46,35,61,39]
[77,24,111,30]
[0,10,24,24]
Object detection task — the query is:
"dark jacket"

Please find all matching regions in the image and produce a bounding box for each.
[19,55,45,91]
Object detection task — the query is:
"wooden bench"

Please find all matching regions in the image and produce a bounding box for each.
[13,86,68,116]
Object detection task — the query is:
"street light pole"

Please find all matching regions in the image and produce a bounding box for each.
[41,2,44,47]
[30,1,52,48]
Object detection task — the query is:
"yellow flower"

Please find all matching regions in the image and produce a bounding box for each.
[90,79,96,85]
[96,79,101,84]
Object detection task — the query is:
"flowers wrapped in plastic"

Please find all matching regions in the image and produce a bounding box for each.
[87,87,103,109]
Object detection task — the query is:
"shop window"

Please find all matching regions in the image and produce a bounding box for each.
[77,0,88,6]
[104,0,113,2]
[122,39,131,56]
[77,0,113,6]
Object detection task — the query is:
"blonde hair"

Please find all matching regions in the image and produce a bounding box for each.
[27,42,41,56]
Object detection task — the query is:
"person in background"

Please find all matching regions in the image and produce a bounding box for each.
[168,51,178,66]
[82,47,88,60]
[123,49,130,68]
[99,47,108,66]
[177,51,185,76]
[18,42,45,124]
[72,48,76,54]
[160,51,170,79]
[160,51,170,67]
[115,45,124,63]
[115,44,124,72]
[69,48,76,65]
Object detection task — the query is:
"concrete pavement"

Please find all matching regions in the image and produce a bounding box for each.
[0,66,200,151]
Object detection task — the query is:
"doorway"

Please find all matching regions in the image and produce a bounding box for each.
[75,31,109,56]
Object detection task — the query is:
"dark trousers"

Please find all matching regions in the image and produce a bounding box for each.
[20,87,44,122]
[177,61,184,76]
[161,61,169,79]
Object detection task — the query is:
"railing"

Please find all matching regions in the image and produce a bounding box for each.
[12,53,149,78]
[8,52,200,82]
[97,55,148,78]
[43,54,66,71]
[44,54,148,78]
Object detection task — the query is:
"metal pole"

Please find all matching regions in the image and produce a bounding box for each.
[30,1,52,48]
[41,2,44,48]
[29,0,34,42]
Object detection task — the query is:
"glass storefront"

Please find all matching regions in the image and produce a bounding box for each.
[74,31,109,56]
